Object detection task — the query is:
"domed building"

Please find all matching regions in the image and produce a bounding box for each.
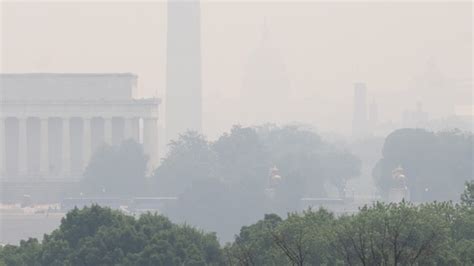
[241,19,291,126]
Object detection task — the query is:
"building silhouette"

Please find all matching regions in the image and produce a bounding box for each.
[402,102,429,128]
[368,99,378,134]
[166,0,202,145]
[241,19,291,126]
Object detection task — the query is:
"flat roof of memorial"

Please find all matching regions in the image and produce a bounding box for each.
[0,73,137,78]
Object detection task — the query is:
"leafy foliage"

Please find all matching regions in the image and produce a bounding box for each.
[461,180,474,207]
[154,131,217,196]
[373,129,473,202]
[153,125,360,241]
[2,184,474,266]
[333,201,451,265]
[81,140,148,197]
[225,199,474,266]
[3,127,472,265]
[0,205,224,266]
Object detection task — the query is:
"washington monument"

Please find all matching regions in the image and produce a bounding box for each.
[166,0,202,144]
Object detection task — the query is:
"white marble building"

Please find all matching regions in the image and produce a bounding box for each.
[0,73,160,181]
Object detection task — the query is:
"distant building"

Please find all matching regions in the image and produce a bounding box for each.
[241,19,291,126]
[402,102,429,128]
[368,99,378,134]
[166,0,202,145]
[352,82,368,138]
[412,59,450,116]
[0,73,160,201]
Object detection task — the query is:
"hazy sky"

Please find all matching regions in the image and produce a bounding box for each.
[1,1,472,138]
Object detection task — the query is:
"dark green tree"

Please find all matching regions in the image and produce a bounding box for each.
[225,214,283,266]
[258,125,360,213]
[0,238,41,266]
[0,205,224,266]
[81,139,148,197]
[461,180,474,207]
[334,201,450,265]
[270,209,336,266]
[153,131,217,196]
[154,125,360,242]
[373,129,473,202]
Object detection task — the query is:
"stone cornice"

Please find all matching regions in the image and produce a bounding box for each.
[0,98,160,119]
[0,98,161,105]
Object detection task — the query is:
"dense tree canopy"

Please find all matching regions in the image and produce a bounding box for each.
[0,205,224,266]
[153,125,360,241]
[154,131,217,196]
[80,140,148,197]
[224,184,474,265]
[22,127,472,265]
[373,128,473,202]
[1,185,473,265]
[225,199,474,265]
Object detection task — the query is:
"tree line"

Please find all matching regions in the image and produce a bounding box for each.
[74,126,473,241]
[1,182,473,265]
[79,126,473,204]
[79,124,361,241]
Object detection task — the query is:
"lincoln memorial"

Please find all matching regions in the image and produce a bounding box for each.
[0,73,160,200]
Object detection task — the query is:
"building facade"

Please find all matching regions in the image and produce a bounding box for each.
[0,73,160,182]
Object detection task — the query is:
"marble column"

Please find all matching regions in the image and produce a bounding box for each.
[104,117,113,145]
[0,118,5,177]
[18,117,28,176]
[125,117,139,143]
[40,117,49,175]
[143,118,159,173]
[62,118,70,176]
[83,118,92,170]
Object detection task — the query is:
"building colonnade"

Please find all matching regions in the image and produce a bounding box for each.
[0,115,159,179]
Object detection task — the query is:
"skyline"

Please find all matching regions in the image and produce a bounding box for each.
[1,1,472,139]
[1,1,473,255]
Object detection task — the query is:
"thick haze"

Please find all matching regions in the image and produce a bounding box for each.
[1,1,472,139]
